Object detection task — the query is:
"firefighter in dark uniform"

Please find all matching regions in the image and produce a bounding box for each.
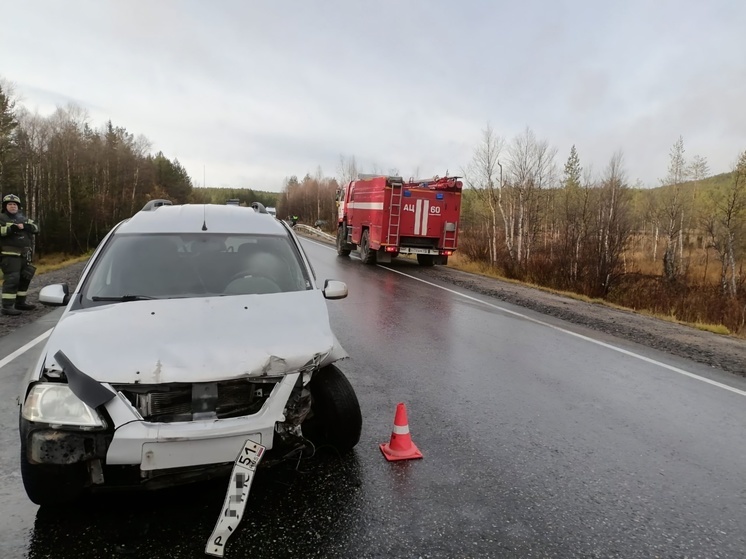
[0,194,40,316]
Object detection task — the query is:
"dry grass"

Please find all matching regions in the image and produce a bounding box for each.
[623,241,728,285]
[635,308,732,335]
[692,323,732,335]
[35,252,91,274]
[0,252,91,280]
[447,253,742,338]
[449,253,606,304]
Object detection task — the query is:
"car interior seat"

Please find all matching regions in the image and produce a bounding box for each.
[117,236,192,296]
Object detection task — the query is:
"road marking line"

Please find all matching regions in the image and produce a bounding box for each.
[0,328,52,369]
[302,237,746,398]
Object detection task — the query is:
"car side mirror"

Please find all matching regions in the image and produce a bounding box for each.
[39,283,71,306]
[322,279,348,300]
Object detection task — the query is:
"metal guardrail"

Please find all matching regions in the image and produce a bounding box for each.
[292,223,336,243]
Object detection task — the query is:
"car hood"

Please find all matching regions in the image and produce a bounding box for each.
[42,291,347,384]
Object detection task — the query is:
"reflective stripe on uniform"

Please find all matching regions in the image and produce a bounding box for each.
[2,292,17,299]
[17,290,27,297]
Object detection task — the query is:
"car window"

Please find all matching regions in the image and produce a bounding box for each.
[81,233,312,304]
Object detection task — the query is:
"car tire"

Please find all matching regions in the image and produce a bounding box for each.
[417,254,435,266]
[20,432,87,507]
[359,229,376,265]
[337,225,351,256]
[304,365,362,452]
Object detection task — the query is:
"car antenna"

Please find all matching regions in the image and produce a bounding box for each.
[202,204,208,231]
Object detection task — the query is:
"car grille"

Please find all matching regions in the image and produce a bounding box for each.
[113,378,279,423]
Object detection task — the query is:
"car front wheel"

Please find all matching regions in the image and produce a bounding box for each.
[303,365,362,452]
[20,432,88,507]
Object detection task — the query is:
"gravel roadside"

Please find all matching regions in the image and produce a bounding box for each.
[0,260,89,339]
[2,244,744,378]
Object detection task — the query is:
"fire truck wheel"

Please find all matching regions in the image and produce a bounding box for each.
[359,230,377,265]
[336,226,351,256]
[417,254,435,266]
[303,365,362,453]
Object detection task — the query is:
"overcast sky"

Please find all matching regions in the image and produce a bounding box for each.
[2,1,745,192]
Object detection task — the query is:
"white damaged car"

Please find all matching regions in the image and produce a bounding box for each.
[18,201,362,506]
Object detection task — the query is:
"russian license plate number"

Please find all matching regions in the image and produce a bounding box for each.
[205,439,265,557]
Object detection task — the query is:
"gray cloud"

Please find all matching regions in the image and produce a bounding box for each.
[1,0,744,191]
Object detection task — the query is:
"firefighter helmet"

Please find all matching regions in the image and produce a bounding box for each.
[2,194,21,211]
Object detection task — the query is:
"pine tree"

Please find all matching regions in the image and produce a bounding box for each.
[562,145,582,189]
[0,83,19,193]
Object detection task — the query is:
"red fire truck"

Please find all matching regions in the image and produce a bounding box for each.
[336,173,463,266]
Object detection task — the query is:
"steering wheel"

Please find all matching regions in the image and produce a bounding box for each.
[226,270,281,287]
[224,271,282,294]
[227,270,255,283]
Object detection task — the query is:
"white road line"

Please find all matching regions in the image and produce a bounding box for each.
[0,328,52,369]
[303,237,746,398]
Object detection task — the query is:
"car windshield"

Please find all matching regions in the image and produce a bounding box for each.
[81,233,311,303]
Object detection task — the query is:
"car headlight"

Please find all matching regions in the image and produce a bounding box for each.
[22,383,106,428]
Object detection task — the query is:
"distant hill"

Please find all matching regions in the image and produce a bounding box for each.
[642,171,735,195]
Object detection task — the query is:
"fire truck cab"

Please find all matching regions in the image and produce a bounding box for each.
[336,173,462,266]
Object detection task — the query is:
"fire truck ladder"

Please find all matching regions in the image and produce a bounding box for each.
[386,180,403,246]
[443,221,458,250]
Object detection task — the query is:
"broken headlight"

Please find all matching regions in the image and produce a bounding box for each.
[22,383,106,428]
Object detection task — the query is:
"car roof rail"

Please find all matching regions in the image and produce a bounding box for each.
[250,202,268,214]
[141,199,173,211]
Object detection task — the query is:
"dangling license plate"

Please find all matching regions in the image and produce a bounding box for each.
[205,439,265,558]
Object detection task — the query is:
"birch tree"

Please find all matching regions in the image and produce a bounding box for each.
[661,136,688,280]
[337,154,359,186]
[703,151,746,296]
[592,151,632,296]
[506,127,557,268]
[463,123,506,266]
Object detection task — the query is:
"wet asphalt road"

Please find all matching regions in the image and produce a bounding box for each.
[2,238,746,558]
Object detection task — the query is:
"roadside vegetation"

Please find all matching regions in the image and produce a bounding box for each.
[454,127,745,337]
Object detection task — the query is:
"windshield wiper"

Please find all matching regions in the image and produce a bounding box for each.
[91,295,159,302]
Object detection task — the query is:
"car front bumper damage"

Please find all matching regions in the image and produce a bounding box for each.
[104,372,300,470]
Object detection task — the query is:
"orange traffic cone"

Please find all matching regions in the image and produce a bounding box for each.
[380,402,423,461]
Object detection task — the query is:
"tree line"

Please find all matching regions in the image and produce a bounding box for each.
[462,126,744,297]
[0,81,199,254]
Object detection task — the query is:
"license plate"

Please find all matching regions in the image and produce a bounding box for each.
[205,439,265,557]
